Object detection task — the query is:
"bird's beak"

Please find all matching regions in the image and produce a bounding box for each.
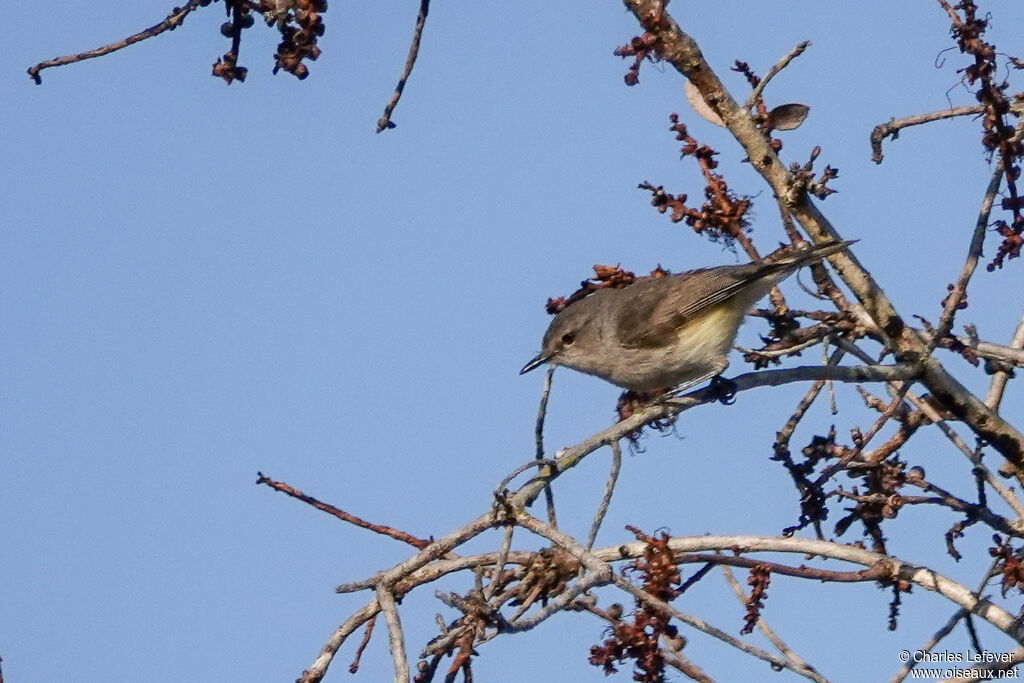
[520,352,551,375]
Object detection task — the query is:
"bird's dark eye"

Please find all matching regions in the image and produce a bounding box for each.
[561,332,576,346]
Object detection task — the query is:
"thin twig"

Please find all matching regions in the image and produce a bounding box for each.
[890,609,966,683]
[376,585,411,683]
[27,0,204,84]
[932,124,1022,348]
[870,105,987,163]
[775,377,827,448]
[348,615,377,674]
[720,565,828,682]
[676,553,888,583]
[586,441,622,550]
[485,524,514,601]
[376,0,430,133]
[736,334,826,360]
[256,472,430,548]
[535,366,558,527]
[299,599,380,683]
[493,458,559,497]
[813,382,913,485]
[661,648,714,683]
[744,41,811,111]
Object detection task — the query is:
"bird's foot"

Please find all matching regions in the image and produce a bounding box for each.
[616,388,677,449]
[616,388,666,421]
[708,375,737,405]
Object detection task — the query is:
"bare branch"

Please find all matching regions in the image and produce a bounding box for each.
[257,472,430,548]
[890,558,999,683]
[27,0,204,84]
[930,330,1024,369]
[535,365,558,527]
[586,441,622,550]
[376,585,411,683]
[871,106,986,163]
[933,121,1024,347]
[299,599,380,683]
[744,41,811,111]
[486,524,514,602]
[348,615,377,674]
[377,0,431,133]
[721,565,828,683]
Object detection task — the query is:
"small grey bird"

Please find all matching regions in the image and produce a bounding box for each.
[521,240,852,393]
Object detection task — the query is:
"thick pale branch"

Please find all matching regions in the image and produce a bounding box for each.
[376,586,410,683]
[517,515,820,679]
[985,312,1024,411]
[300,599,380,683]
[613,536,1024,642]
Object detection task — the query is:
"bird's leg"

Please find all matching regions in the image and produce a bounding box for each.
[662,370,720,398]
[707,374,738,405]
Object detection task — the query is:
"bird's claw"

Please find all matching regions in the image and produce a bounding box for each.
[708,375,737,405]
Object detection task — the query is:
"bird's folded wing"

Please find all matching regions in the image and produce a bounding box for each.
[615,263,781,349]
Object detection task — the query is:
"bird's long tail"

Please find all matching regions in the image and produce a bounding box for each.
[764,239,856,272]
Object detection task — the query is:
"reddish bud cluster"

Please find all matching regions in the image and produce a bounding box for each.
[834,458,912,553]
[990,535,1024,598]
[741,564,771,635]
[790,146,838,200]
[614,33,659,86]
[636,115,753,246]
[943,0,1023,269]
[589,527,682,682]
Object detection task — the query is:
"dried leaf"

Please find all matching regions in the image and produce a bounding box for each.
[685,80,725,127]
[767,103,810,131]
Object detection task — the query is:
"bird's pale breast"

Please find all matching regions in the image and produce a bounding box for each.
[599,302,744,391]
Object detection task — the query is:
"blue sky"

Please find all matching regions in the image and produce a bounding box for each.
[5,2,1024,681]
